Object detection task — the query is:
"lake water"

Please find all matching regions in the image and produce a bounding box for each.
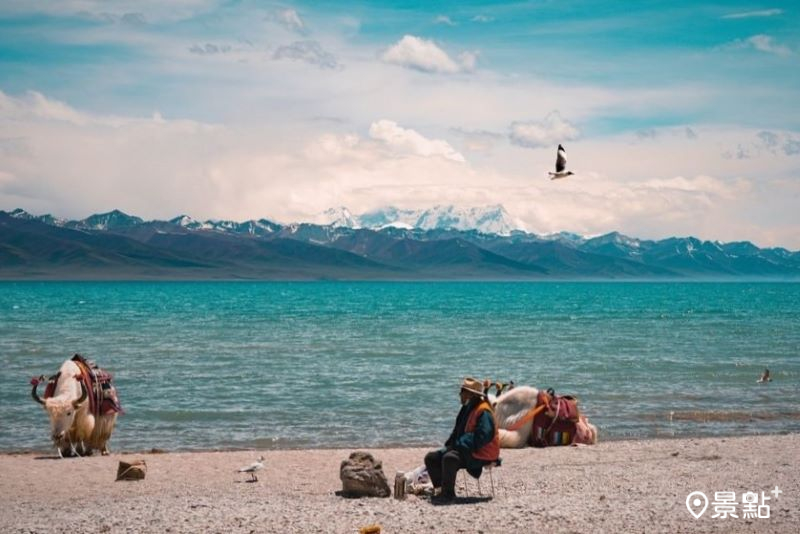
[1,281,798,452]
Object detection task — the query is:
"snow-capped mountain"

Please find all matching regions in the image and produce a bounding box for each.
[319,204,527,236]
[10,208,67,227]
[66,209,144,230]
[169,215,280,235]
[169,215,204,229]
[9,208,34,220]
[538,231,586,245]
[318,207,359,228]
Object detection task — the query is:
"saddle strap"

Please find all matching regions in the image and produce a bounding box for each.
[505,403,546,432]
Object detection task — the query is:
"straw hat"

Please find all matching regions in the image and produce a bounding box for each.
[460,377,485,398]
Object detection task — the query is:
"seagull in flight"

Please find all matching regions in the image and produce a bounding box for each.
[549,144,574,180]
[238,455,265,482]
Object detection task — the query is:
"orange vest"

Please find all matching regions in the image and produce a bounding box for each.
[465,400,500,461]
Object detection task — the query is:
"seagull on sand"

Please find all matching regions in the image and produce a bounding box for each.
[237,455,265,482]
[549,144,574,180]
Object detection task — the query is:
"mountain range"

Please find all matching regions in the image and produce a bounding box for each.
[2,207,798,280]
[319,205,526,235]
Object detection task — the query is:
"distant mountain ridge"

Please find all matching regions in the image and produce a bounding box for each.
[2,207,798,280]
[319,205,526,235]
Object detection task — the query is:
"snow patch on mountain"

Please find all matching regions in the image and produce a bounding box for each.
[379,221,414,230]
[170,215,202,228]
[541,231,586,245]
[9,209,67,226]
[10,208,33,219]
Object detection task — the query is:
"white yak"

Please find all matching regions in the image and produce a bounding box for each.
[492,385,598,448]
[31,358,118,457]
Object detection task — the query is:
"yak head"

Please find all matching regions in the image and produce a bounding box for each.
[32,378,88,445]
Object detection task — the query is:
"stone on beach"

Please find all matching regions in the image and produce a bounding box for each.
[339,451,390,498]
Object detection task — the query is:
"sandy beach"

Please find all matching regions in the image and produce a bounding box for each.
[1,433,797,533]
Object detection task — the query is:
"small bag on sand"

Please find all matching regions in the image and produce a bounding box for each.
[116,460,147,481]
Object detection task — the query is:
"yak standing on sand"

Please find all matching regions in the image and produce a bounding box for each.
[31,354,122,457]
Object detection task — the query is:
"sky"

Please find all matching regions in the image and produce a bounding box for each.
[0,1,799,248]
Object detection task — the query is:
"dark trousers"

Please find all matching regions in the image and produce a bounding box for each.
[424,448,466,497]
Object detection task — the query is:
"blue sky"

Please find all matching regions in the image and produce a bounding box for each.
[1,1,798,247]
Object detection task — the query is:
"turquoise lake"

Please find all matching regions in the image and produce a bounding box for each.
[1,281,798,452]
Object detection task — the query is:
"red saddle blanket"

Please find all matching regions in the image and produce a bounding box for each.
[528,390,581,447]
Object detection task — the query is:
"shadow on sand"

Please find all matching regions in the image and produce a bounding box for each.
[430,496,493,506]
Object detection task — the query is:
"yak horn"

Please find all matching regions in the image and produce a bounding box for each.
[72,382,88,408]
[31,375,46,405]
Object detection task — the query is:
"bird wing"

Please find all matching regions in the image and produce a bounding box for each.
[555,145,567,173]
[239,461,262,472]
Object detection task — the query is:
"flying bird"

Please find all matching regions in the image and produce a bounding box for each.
[237,455,265,482]
[549,144,574,180]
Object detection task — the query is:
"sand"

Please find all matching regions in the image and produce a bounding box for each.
[1,434,797,533]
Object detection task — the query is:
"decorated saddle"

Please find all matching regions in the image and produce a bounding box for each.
[529,389,582,447]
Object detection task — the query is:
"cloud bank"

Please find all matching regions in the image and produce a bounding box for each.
[3,91,799,247]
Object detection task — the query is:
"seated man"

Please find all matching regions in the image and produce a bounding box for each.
[424,377,500,503]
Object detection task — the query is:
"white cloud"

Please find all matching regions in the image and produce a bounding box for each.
[119,12,147,26]
[1,90,91,125]
[722,9,783,19]
[434,15,455,26]
[272,8,306,33]
[509,112,580,148]
[368,120,465,162]
[637,174,746,200]
[273,41,340,70]
[0,90,220,215]
[634,125,698,142]
[471,15,494,23]
[189,42,232,55]
[746,34,791,56]
[722,34,791,56]
[380,35,474,74]
[723,129,800,159]
[450,128,504,153]
[0,1,217,22]
[457,51,478,72]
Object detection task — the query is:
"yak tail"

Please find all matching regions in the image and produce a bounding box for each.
[88,413,118,451]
